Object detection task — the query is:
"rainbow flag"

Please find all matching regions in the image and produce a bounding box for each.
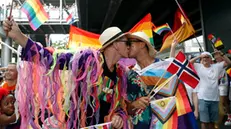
[21,0,49,31]
[129,13,155,46]
[153,24,171,35]
[175,82,192,116]
[152,109,178,129]
[67,25,102,49]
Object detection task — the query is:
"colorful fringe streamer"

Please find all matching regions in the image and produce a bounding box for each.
[17,40,129,129]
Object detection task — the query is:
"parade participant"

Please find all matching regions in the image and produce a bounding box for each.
[126,32,198,129]
[3,18,130,129]
[213,52,231,126]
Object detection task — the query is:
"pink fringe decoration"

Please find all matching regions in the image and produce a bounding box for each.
[17,42,130,129]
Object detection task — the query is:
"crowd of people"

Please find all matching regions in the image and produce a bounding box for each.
[0,16,231,129]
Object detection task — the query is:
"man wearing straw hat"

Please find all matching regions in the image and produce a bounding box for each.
[3,18,130,129]
[126,31,198,129]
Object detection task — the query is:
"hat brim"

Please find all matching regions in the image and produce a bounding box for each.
[99,32,131,52]
[128,35,156,57]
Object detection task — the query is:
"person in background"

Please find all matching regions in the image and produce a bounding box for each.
[213,52,231,126]
[0,87,18,129]
[1,63,18,94]
[190,51,231,129]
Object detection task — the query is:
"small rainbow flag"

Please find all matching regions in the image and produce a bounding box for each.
[67,25,102,49]
[153,23,171,35]
[21,0,49,31]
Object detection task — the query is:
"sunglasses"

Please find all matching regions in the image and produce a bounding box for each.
[129,39,142,43]
[116,40,131,46]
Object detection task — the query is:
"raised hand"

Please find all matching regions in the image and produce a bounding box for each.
[3,17,28,47]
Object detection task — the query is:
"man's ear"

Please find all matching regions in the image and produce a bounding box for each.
[112,43,118,50]
[140,42,146,49]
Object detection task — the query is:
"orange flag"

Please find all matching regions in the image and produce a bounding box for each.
[67,25,102,49]
[160,9,195,52]
[129,13,156,46]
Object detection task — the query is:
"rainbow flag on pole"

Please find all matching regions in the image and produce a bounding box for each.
[67,25,102,49]
[21,0,49,31]
[153,23,171,35]
[129,13,155,46]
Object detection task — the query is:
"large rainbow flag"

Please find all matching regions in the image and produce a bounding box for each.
[129,13,155,46]
[67,25,102,49]
[21,0,49,31]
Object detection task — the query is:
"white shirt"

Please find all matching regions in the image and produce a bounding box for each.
[194,62,224,101]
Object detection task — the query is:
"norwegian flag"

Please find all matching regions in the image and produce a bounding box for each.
[66,14,75,24]
[167,51,200,88]
[65,9,77,25]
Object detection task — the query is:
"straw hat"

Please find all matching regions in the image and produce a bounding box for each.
[128,32,156,57]
[99,27,128,51]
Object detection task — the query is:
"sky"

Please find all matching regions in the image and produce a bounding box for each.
[50,34,69,43]
[0,0,12,6]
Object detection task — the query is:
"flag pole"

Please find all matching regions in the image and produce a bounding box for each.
[166,23,177,40]
[134,73,175,116]
[134,70,168,116]
[6,0,14,37]
[148,70,168,98]
[174,0,187,21]
[0,41,21,55]
[194,34,204,52]
[166,23,174,34]
[174,0,203,52]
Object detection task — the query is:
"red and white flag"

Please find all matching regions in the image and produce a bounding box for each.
[166,51,200,88]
